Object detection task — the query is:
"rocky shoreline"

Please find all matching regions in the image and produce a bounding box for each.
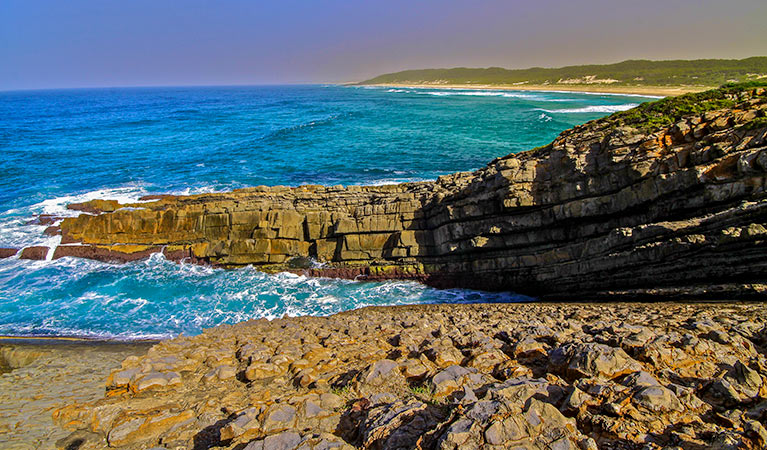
[6,83,766,301]
[2,83,767,449]
[48,302,767,449]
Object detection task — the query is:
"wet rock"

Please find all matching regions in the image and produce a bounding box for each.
[42,85,767,304]
[0,248,18,258]
[52,244,160,263]
[19,246,48,260]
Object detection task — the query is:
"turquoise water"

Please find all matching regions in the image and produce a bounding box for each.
[0,85,657,338]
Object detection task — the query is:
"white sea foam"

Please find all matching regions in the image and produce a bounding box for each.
[383,86,660,101]
[363,178,430,186]
[419,90,544,100]
[539,103,639,114]
[528,89,664,99]
[32,184,152,218]
[0,184,226,249]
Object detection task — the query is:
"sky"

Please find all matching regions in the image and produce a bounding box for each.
[1,0,765,90]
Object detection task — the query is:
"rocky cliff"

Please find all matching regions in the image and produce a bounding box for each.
[32,83,767,299]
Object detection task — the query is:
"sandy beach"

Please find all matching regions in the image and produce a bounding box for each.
[359,82,710,97]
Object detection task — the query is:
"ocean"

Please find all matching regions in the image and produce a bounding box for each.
[0,85,657,339]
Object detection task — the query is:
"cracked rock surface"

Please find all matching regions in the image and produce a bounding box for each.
[54,302,767,449]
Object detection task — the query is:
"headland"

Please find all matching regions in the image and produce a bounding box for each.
[1,82,767,449]
[12,82,766,301]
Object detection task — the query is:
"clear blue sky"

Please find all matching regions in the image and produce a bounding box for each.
[1,0,765,90]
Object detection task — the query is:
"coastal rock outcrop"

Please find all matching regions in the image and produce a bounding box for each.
[53,302,767,449]
[28,84,767,300]
[0,248,18,259]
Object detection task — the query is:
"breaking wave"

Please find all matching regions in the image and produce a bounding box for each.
[539,103,639,114]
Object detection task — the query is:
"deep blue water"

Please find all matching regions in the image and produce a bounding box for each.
[0,85,657,338]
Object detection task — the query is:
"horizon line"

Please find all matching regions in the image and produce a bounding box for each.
[0,82,351,94]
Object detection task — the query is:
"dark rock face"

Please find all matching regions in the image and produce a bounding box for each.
[53,303,767,449]
[0,248,18,259]
[42,85,767,300]
[19,246,48,260]
[25,214,62,226]
[52,245,161,263]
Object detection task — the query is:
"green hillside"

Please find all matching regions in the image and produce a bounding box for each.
[359,57,767,87]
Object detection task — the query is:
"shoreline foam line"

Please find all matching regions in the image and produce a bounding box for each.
[353,83,678,98]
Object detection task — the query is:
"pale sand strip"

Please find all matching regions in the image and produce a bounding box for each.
[358,82,710,97]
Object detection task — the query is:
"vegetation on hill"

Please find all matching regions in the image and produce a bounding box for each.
[360,57,767,88]
[610,81,767,131]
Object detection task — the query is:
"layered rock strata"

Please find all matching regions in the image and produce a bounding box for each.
[54,302,767,449]
[25,84,767,299]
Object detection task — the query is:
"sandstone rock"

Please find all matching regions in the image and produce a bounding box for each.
[129,371,181,393]
[243,431,301,450]
[107,409,195,447]
[561,386,592,414]
[48,302,767,450]
[262,404,297,434]
[744,419,767,448]
[42,85,767,301]
[550,342,642,380]
[19,246,48,260]
[219,407,262,441]
[361,401,443,449]
[0,248,18,258]
[438,397,583,449]
[488,377,551,409]
[204,364,237,382]
[245,362,283,380]
[430,365,482,398]
[622,370,661,387]
[53,244,160,263]
[359,359,399,386]
[108,368,140,387]
[633,385,683,412]
[727,361,763,399]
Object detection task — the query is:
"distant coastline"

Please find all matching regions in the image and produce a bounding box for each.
[357,82,706,97]
[356,57,767,97]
